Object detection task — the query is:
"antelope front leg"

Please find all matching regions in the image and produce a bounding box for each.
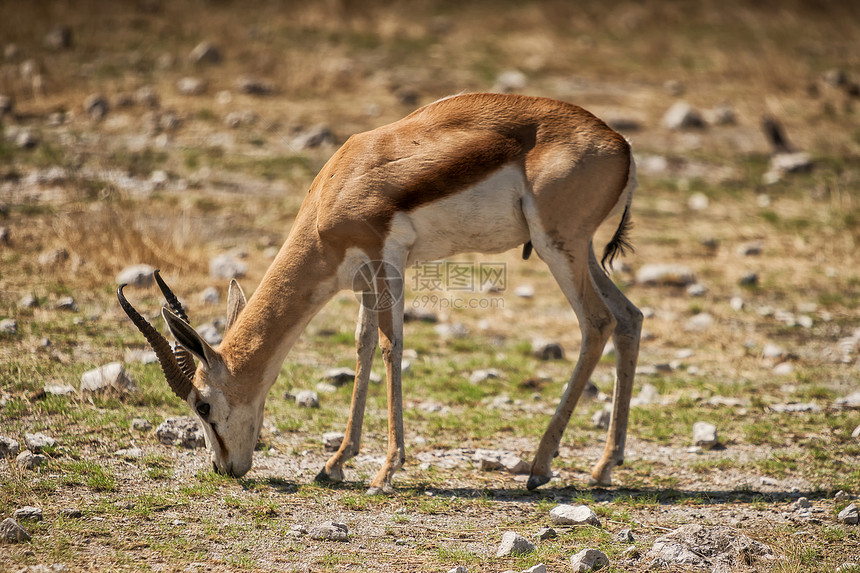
[316,297,378,484]
[366,265,406,495]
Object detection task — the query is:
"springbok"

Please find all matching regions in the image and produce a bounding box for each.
[118,93,642,494]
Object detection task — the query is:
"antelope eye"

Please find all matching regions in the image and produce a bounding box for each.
[196,402,211,419]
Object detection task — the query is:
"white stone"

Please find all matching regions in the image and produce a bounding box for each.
[838,504,859,525]
[684,313,714,332]
[24,432,55,452]
[295,390,320,409]
[44,384,75,396]
[80,362,137,394]
[522,565,547,573]
[688,192,709,211]
[156,417,204,448]
[662,101,705,130]
[13,506,42,521]
[0,437,20,458]
[0,318,17,334]
[495,531,535,557]
[550,504,601,526]
[514,285,535,298]
[469,368,502,384]
[636,264,696,286]
[209,254,247,279]
[570,548,609,572]
[322,432,344,452]
[0,517,31,543]
[693,421,718,448]
[308,521,348,541]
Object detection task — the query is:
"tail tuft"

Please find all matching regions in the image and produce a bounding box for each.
[600,204,634,273]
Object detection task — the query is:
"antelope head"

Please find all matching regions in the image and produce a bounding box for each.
[117,271,259,477]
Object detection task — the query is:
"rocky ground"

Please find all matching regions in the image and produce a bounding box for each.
[2,1,860,572]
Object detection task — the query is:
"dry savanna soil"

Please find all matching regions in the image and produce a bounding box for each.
[1,1,860,571]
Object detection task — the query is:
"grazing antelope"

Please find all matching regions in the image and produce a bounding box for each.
[118,93,642,493]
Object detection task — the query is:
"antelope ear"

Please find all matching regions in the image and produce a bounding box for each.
[162,307,220,371]
[225,279,247,331]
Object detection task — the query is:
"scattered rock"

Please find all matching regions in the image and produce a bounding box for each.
[688,192,709,211]
[44,26,73,50]
[592,408,611,429]
[0,318,16,335]
[295,390,320,409]
[495,531,535,557]
[117,264,158,289]
[447,567,467,573]
[0,517,31,543]
[645,524,772,570]
[536,527,557,540]
[570,548,609,571]
[686,283,707,297]
[662,101,705,130]
[24,432,55,452]
[225,110,257,129]
[44,384,75,396]
[532,339,564,360]
[550,504,601,527]
[835,392,860,408]
[14,506,43,521]
[636,263,696,287]
[15,450,45,470]
[132,418,152,431]
[500,454,529,475]
[322,367,356,387]
[737,241,764,257]
[60,507,82,518]
[739,272,759,286]
[189,41,222,65]
[838,504,859,525]
[492,70,528,94]
[115,447,144,460]
[684,313,715,332]
[0,436,20,458]
[763,152,813,184]
[621,545,640,559]
[631,383,660,407]
[83,93,109,120]
[522,565,547,573]
[616,528,635,543]
[835,490,851,502]
[156,417,204,448]
[770,402,821,413]
[853,425,860,439]
[434,323,469,338]
[236,76,275,95]
[293,124,335,149]
[80,362,137,395]
[703,102,737,126]
[134,85,160,108]
[793,497,812,510]
[772,362,795,376]
[176,76,207,96]
[513,284,535,298]
[0,94,13,119]
[209,254,247,279]
[55,296,78,312]
[693,421,719,449]
[469,368,502,384]
[308,521,349,541]
[322,432,344,452]
[16,129,39,149]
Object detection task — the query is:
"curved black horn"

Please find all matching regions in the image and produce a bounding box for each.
[153,269,197,381]
[117,284,194,401]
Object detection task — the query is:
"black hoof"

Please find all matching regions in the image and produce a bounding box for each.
[314,469,336,484]
[527,474,551,491]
